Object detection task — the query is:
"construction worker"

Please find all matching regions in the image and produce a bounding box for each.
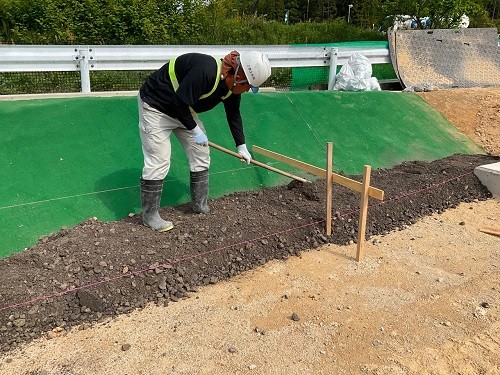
[138,50,272,232]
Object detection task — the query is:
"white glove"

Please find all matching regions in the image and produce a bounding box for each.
[192,125,208,146]
[236,144,252,164]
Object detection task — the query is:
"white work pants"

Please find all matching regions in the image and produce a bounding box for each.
[138,96,210,180]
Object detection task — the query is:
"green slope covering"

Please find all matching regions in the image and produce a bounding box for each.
[0,91,483,257]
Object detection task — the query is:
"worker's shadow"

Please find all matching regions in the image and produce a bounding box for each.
[94,168,189,219]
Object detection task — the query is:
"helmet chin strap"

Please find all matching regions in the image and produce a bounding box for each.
[222,62,255,96]
[232,62,242,87]
[223,74,235,90]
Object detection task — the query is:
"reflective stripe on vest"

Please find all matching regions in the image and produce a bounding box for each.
[168,56,226,112]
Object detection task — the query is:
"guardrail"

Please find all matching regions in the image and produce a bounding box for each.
[0,45,392,93]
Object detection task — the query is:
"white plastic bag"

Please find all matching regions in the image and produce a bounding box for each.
[333,53,381,91]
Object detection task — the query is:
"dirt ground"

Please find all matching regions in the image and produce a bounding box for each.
[417,87,500,156]
[0,87,499,375]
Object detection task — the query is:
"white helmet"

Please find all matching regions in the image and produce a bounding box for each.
[239,51,272,87]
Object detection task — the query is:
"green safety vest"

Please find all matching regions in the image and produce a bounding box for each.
[168,56,231,114]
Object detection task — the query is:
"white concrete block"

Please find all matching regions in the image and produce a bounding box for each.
[474,162,500,197]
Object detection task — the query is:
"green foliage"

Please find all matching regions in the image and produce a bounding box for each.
[381,0,491,29]
[0,0,495,45]
[0,0,496,95]
[356,0,389,29]
[0,0,205,44]
[196,16,385,44]
[493,18,500,31]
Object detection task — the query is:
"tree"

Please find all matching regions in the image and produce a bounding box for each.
[382,0,488,29]
[356,0,387,28]
[255,0,286,20]
[488,0,499,18]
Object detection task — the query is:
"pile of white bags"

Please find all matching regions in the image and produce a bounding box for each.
[333,53,381,91]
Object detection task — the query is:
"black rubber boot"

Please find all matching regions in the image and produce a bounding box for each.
[190,170,210,214]
[140,178,174,232]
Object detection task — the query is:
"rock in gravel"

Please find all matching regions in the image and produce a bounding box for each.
[77,290,107,312]
[121,343,131,351]
[291,312,300,321]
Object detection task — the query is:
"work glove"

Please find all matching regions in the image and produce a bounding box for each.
[192,125,208,146]
[236,144,252,164]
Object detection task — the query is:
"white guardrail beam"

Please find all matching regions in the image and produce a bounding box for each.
[0,45,391,93]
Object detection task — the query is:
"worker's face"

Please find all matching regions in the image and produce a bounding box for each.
[232,80,251,94]
[230,62,253,95]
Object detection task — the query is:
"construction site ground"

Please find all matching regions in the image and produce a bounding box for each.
[0,87,499,374]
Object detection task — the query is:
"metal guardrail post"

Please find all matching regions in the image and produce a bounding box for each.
[77,47,92,93]
[327,48,338,90]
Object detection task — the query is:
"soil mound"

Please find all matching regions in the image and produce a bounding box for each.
[0,153,498,353]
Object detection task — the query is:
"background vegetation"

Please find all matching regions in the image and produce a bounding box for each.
[0,0,497,94]
[0,0,498,45]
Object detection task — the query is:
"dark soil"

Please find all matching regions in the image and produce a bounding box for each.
[0,153,498,353]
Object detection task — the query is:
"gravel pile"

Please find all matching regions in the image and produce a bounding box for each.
[0,153,497,353]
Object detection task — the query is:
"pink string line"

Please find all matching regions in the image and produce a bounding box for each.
[0,170,475,313]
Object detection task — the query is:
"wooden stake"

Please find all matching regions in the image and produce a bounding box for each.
[208,141,309,183]
[252,144,384,261]
[326,142,333,236]
[356,165,371,262]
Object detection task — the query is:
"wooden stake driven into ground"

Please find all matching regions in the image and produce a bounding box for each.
[356,165,372,261]
[253,144,385,262]
[326,143,333,236]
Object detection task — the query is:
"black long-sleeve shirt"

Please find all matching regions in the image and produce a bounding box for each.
[139,53,245,146]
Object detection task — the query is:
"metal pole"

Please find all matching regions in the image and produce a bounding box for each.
[78,48,91,93]
[327,48,338,90]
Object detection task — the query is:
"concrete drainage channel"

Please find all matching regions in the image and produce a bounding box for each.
[475,162,500,198]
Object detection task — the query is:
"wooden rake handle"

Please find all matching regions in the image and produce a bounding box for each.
[479,227,500,237]
[208,141,310,183]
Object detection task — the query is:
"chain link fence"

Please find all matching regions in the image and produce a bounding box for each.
[0,67,327,95]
